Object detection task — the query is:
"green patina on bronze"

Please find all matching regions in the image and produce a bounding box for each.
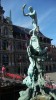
[18,4,56,100]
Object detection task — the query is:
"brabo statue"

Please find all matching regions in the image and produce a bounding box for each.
[18,4,56,100]
[22,4,38,34]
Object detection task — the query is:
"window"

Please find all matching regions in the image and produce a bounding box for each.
[47,39,51,44]
[18,67,20,74]
[0,54,1,65]
[16,42,21,50]
[25,34,28,40]
[44,38,46,43]
[4,27,8,35]
[2,54,9,66]
[22,54,26,62]
[24,67,27,75]
[18,55,22,63]
[16,41,22,50]
[22,42,26,50]
[2,40,8,50]
[40,37,42,42]
[0,40,1,50]
[0,16,1,20]
[21,34,25,39]
[46,65,48,71]
[0,28,1,33]
[7,41,12,51]
[0,26,1,35]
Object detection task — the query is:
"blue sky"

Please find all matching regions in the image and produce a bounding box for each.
[1,0,56,45]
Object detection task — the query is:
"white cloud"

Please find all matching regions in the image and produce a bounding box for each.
[38,8,55,24]
[21,20,32,28]
[38,8,56,32]
[14,19,32,28]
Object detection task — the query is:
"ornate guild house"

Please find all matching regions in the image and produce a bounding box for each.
[0,3,56,74]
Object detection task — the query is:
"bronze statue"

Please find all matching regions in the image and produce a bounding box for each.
[22,4,38,34]
[18,4,56,100]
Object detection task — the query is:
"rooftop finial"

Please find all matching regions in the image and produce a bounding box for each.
[10,10,12,21]
[0,0,1,6]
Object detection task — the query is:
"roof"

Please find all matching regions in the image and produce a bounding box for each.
[13,25,29,35]
[13,25,52,40]
[38,31,52,40]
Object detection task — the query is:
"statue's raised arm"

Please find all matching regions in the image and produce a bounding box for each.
[22,4,29,16]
